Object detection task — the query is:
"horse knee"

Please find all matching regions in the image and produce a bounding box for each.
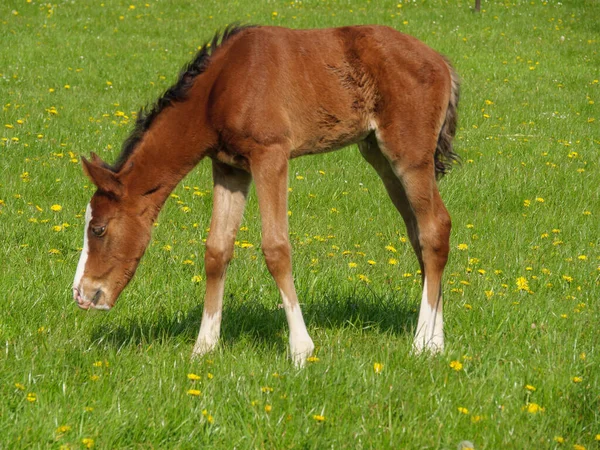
[262,240,291,277]
[204,241,233,278]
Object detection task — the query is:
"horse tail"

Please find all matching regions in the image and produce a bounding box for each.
[434,57,461,179]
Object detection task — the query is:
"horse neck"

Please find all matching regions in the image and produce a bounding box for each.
[120,96,215,208]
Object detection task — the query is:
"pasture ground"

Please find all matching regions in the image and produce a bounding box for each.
[1,0,599,448]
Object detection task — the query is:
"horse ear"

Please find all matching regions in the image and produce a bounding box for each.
[81,155,123,198]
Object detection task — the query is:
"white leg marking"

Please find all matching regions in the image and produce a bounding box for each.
[192,311,222,358]
[280,290,314,368]
[73,204,92,293]
[413,276,444,353]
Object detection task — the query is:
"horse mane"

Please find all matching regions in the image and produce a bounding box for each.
[110,23,257,173]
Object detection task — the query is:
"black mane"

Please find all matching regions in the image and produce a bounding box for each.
[110,23,257,173]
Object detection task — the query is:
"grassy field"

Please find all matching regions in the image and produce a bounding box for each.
[1,0,599,448]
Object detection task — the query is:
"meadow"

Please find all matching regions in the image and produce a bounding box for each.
[1,0,599,448]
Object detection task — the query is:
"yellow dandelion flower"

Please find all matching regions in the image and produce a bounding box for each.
[457,407,469,414]
[264,404,272,413]
[572,376,583,383]
[261,386,274,393]
[50,204,62,212]
[15,383,25,391]
[385,245,397,253]
[82,438,94,449]
[187,373,201,380]
[367,260,376,265]
[373,362,383,374]
[457,243,468,251]
[516,277,529,291]
[307,356,320,363]
[553,436,564,443]
[187,389,201,396]
[449,360,463,371]
[388,258,398,265]
[312,414,326,422]
[525,384,536,392]
[522,402,544,414]
[26,392,37,402]
[191,275,202,283]
[573,445,585,450]
[56,425,71,434]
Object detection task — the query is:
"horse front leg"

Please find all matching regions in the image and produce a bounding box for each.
[250,148,315,367]
[192,160,251,358]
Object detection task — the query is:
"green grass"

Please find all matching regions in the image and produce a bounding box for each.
[1,0,599,448]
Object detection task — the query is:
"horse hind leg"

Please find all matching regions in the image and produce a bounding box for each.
[359,132,451,353]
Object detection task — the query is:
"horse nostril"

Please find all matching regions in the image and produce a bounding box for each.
[91,289,103,305]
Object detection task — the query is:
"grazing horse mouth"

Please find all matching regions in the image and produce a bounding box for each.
[73,287,111,311]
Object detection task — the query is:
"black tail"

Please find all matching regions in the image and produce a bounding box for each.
[434,57,460,179]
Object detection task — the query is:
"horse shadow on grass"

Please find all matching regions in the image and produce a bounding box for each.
[89,288,418,352]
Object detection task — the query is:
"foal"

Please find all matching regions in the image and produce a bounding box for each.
[73,25,459,366]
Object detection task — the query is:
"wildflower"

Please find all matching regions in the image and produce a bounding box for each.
[90,375,100,381]
[522,402,544,414]
[553,436,564,443]
[367,260,376,265]
[523,199,531,207]
[449,360,463,371]
[82,438,94,449]
[307,356,320,363]
[573,445,585,450]
[56,425,71,434]
[562,275,573,283]
[373,362,383,374]
[264,404,272,413]
[457,407,469,414]
[191,275,202,283]
[26,393,37,402]
[471,415,483,423]
[261,386,274,393]
[385,245,397,253]
[312,414,326,422]
[357,274,370,283]
[525,384,536,392]
[50,204,62,212]
[457,243,468,251]
[572,376,583,383]
[15,383,25,390]
[535,197,544,203]
[388,258,398,265]
[187,389,201,396]
[187,373,201,380]
[516,277,529,292]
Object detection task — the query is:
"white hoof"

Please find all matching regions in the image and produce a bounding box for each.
[413,332,444,355]
[290,336,315,368]
[191,337,219,359]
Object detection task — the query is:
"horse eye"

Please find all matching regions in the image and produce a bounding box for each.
[91,225,106,237]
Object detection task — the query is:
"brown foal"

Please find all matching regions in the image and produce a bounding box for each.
[73,25,459,366]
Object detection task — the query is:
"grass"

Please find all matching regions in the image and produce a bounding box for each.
[1,0,599,448]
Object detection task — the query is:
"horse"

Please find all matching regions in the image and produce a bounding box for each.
[72,24,459,367]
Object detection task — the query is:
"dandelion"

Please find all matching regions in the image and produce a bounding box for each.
[385,245,397,253]
[373,362,383,374]
[523,199,531,207]
[15,383,25,390]
[572,376,583,383]
[56,425,71,434]
[187,389,201,396]
[388,258,398,265]
[307,356,320,363]
[573,445,585,450]
[562,275,573,283]
[261,386,274,393]
[516,277,530,292]
[264,404,272,413]
[357,274,370,283]
[449,360,463,371]
[191,275,202,283]
[522,402,544,414]
[457,243,468,251]
[553,436,564,443]
[187,373,201,380]
[26,393,37,402]
[367,260,376,266]
[525,384,536,392]
[457,407,469,414]
[312,414,326,422]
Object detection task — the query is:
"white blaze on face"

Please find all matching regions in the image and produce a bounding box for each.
[73,203,92,292]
